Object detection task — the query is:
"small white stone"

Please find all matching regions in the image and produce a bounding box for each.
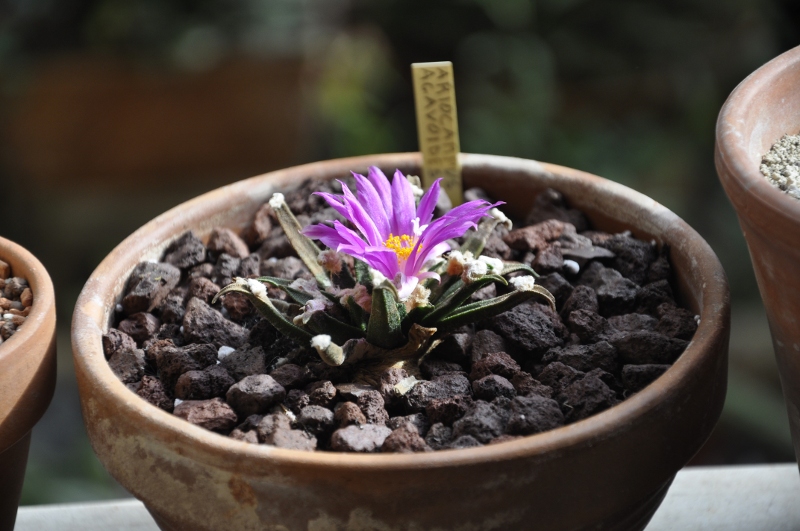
[268,192,286,209]
[115,303,124,313]
[174,399,184,407]
[563,259,580,275]
[2,313,12,320]
[393,376,418,396]
[179,326,185,334]
[218,345,235,359]
[694,315,701,326]
[510,276,537,292]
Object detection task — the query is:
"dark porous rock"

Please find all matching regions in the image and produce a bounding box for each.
[306,361,350,385]
[621,364,670,393]
[470,329,507,363]
[611,331,688,365]
[109,347,146,384]
[207,228,250,259]
[452,401,507,444]
[108,348,145,383]
[334,402,367,428]
[298,405,335,437]
[490,303,564,361]
[3,277,27,299]
[220,345,267,382]
[598,233,658,286]
[256,413,292,440]
[561,285,599,317]
[648,254,671,283]
[426,395,474,426]
[506,395,565,435]
[504,219,570,252]
[387,413,430,436]
[381,423,431,453]
[154,341,218,391]
[482,234,512,260]
[248,319,280,351]
[260,256,307,280]
[230,429,259,444]
[306,380,338,408]
[608,313,658,333]
[243,203,273,247]
[542,341,618,374]
[537,362,584,396]
[159,291,187,324]
[566,309,610,343]
[265,427,317,451]
[236,414,264,433]
[163,231,206,269]
[510,372,553,398]
[136,375,173,412]
[286,389,311,415]
[212,253,241,286]
[532,243,565,274]
[102,328,137,360]
[558,371,618,422]
[536,273,574,310]
[173,398,238,432]
[174,365,235,400]
[122,262,181,316]
[656,303,698,340]
[357,390,389,425]
[270,363,313,389]
[238,253,261,278]
[431,333,472,365]
[258,232,294,260]
[335,383,377,401]
[378,367,409,408]
[182,297,248,348]
[221,291,253,321]
[425,423,454,450]
[472,375,517,401]
[226,374,286,418]
[449,435,483,449]
[189,263,214,279]
[403,373,471,413]
[636,280,674,314]
[330,424,392,453]
[188,277,221,304]
[525,189,590,232]
[420,358,466,379]
[580,262,639,316]
[118,312,161,346]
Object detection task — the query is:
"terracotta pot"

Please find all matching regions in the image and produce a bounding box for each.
[0,236,57,531]
[72,153,729,531]
[716,44,800,463]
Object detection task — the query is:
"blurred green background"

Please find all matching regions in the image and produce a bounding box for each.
[0,0,797,504]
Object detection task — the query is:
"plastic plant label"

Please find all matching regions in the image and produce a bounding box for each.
[412,61,462,205]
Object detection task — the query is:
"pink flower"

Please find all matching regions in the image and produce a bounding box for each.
[302,167,501,299]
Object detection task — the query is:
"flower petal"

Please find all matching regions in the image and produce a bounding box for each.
[352,171,391,240]
[313,189,349,220]
[416,178,441,226]
[340,181,383,246]
[302,221,365,253]
[368,166,393,221]
[390,170,416,237]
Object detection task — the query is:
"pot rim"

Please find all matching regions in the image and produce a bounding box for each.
[715,44,800,235]
[72,152,728,470]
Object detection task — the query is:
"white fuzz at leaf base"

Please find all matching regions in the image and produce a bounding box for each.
[268,192,286,209]
[246,278,267,298]
[510,275,537,292]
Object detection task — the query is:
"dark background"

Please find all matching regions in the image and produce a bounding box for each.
[0,0,797,503]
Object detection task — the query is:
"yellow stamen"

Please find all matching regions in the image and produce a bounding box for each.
[384,233,421,262]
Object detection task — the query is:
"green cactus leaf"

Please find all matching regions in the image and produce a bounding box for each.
[303,310,365,345]
[345,296,369,332]
[501,262,540,278]
[366,285,404,349]
[436,288,554,332]
[213,282,313,344]
[255,277,317,305]
[460,215,503,257]
[270,196,331,288]
[421,274,508,326]
[354,259,373,290]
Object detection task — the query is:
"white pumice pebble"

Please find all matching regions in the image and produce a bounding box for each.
[179,326,185,334]
[2,313,12,320]
[563,259,580,275]
[694,315,701,325]
[174,399,184,407]
[218,346,235,360]
[115,304,124,313]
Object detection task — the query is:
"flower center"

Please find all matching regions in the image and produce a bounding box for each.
[384,233,420,262]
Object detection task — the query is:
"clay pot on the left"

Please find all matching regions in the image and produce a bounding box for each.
[0,236,56,531]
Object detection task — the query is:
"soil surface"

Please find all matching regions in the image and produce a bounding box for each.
[103,179,699,453]
[0,259,33,344]
[761,134,800,199]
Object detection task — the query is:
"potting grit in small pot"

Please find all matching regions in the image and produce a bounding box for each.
[102,166,699,453]
[0,263,34,344]
[761,133,800,199]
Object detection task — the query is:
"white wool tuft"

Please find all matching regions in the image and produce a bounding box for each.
[510,275,537,292]
[311,334,332,350]
[246,279,267,298]
[268,193,286,209]
[478,255,504,273]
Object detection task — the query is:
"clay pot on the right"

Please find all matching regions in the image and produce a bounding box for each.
[716,44,800,462]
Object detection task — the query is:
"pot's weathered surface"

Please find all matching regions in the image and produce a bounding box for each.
[0,236,57,531]
[716,44,800,466]
[72,153,729,531]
